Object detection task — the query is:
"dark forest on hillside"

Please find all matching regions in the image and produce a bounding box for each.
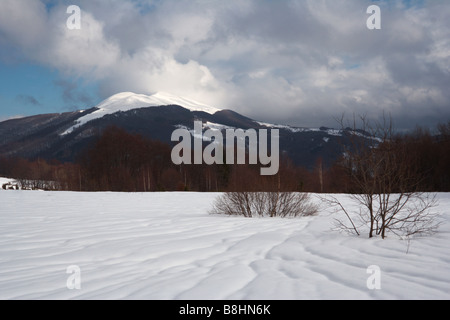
[1,121,449,193]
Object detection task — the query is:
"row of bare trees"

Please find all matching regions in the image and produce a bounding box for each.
[0,127,317,192]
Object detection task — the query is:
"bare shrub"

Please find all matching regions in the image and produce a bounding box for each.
[325,114,441,239]
[211,191,318,218]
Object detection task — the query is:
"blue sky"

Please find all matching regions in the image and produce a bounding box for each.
[0,64,99,119]
[0,0,448,130]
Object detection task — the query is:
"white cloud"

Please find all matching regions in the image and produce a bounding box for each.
[0,0,48,50]
[46,8,121,78]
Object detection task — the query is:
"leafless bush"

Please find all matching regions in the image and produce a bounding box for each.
[325,114,441,239]
[324,192,440,239]
[211,191,318,218]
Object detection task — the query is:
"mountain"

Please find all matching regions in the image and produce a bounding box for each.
[0,92,367,170]
[61,92,222,136]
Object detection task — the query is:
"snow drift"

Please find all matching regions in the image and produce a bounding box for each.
[0,191,449,300]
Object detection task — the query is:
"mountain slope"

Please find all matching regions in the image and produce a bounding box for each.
[0,92,369,169]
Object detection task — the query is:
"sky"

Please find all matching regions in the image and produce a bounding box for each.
[0,0,449,131]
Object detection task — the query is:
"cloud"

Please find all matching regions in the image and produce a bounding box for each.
[0,0,449,130]
[16,95,42,107]
[0,0,48,53]
[54,79,94,108]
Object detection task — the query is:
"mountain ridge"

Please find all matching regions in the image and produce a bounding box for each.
[0,92,368,170]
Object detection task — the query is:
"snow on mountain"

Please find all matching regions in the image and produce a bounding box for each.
[256,121,383,142]
[257,121,339,135]
[62,92,221,135]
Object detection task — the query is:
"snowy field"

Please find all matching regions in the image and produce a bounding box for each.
[0,189,449,300]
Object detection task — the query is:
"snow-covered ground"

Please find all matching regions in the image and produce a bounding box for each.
[0,177,14,186]
[0,190,449,300]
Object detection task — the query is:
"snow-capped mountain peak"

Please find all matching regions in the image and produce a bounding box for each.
[62,92,221,135]
[96,92,221,115]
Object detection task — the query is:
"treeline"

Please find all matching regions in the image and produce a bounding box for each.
[1,122,449,192]
[401,124,450,191]
[0,157,75,191]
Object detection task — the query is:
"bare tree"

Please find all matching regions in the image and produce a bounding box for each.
[324,114,440,239]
